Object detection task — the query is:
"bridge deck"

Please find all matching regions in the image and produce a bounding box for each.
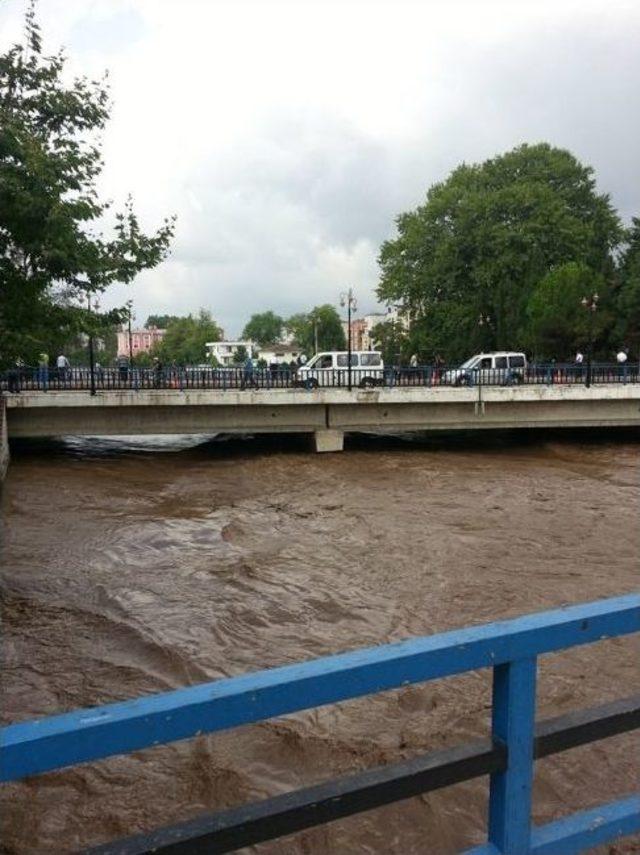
[4,385,640,446]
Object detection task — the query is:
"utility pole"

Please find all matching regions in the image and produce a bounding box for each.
[340,288,357,391]
[126,299,134,367]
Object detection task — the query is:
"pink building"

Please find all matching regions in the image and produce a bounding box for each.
[116,326,165,358]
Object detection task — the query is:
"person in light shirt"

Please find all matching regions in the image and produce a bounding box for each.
[616,348,628,381]
[56,353,70,383]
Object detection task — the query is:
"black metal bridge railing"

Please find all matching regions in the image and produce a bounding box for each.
[1,362,638,393]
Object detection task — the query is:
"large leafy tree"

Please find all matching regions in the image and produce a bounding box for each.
[0,5,175,367]
[369,319,410,364]
[377,143,621,362]
[154,310,222,365]
[286,305,346,355]
[242,310,284,346]
[525,262,612,359]
[615,217,640,358]
[145,314,180,329]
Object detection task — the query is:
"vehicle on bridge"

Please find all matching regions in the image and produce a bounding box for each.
[296,351,384,388]
[443,351,527,387]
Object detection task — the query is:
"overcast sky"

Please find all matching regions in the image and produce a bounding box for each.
[1,0,639,336]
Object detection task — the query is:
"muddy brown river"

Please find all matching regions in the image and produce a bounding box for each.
[1,430,639,854]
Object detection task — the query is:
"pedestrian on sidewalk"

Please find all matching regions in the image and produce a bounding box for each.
[57,353,70,384]
[7,358,23,394]
[38,352,49,391]
[574,350,584,383]
[616,347,628,382]
[242,355,257,390]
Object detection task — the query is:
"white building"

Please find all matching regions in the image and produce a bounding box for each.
[384,304,411,329]
[256,343,304,365]
[205,340,254,366]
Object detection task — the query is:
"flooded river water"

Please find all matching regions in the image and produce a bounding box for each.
[1,430,639,854]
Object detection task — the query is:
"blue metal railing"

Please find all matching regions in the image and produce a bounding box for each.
[1,594,639,853]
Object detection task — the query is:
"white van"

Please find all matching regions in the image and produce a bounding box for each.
[443,352,527,386]
[297,351,385,388]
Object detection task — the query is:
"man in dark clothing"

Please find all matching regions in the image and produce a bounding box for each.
[153,358,164,389]
[7,359,23,393]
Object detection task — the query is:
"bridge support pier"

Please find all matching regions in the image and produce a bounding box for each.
[313,429,344,453]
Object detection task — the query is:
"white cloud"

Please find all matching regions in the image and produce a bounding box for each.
[1,0,639,334]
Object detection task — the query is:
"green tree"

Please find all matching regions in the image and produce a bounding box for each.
[0,5,175,367]
[525,262,612,359]
[615,217,640,358]
[132,350,153,368]
[232,344,249,364]
[242,311,284,346]
[369,320,409,364]
[145,314,180,329]
[155,310,222,364]
[377,143,621,363]
[286,305,346,354]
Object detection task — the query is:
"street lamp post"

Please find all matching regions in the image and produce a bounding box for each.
[340,288,357,391]
[581,293,599,388]
[478,313,492,349]
[126,300,134,368]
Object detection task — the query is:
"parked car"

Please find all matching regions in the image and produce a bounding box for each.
[443,352,527,386]
[296,351,384,388]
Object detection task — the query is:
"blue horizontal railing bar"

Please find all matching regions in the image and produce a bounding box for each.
[467,794,640,855]
[1,593,638,782]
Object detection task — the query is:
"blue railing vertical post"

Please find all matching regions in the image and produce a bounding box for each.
[488,657,537,854]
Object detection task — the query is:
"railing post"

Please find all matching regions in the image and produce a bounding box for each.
[488,657,537,854]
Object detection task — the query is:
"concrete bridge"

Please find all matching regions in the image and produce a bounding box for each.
[3,383,640,454]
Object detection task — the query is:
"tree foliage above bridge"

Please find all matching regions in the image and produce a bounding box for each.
[615,218,640,357]
[286,305,346,356]
[154,311,222,365]
[0,5,175,367]
[242,311,284,346]
[377,143,623,362]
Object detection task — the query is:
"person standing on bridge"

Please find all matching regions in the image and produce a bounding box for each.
[38,352,49,391]
[7,357,23,393]
[574,350,584,383]
[153,357,164,389]
[242,355,258,390]
[616,348,628,382]
[57,353,70,384]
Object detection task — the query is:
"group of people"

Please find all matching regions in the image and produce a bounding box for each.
[574,348,630,378]
[575,349,628,365]
[240,354,307,389]
[6,353,72,393]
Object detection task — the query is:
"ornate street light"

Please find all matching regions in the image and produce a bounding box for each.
[340,288,357,391]
[478,313,493,352]
[126,299,134,367]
